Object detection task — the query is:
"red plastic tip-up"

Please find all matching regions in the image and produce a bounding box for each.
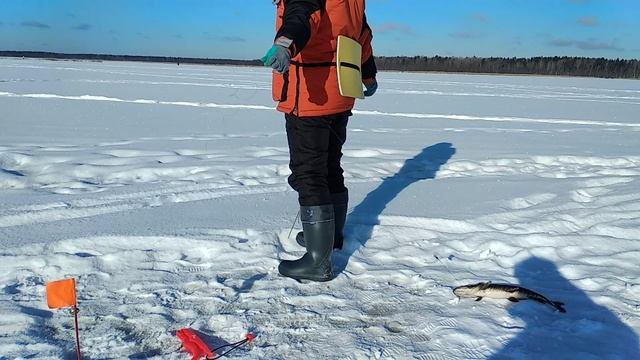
[245,333,255,342]
[176,328,215,360]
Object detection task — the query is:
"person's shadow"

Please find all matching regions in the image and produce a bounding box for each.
[488,257,639,359]
[334,142,456,274]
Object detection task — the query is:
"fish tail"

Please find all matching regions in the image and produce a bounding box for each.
[529,293,566,313]
[528,294,550,305]
[552,301,566,313]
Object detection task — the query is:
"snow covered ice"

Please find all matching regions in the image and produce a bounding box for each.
[0,58,639,359]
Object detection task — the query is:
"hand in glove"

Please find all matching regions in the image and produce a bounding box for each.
[363,78,378,97]
[261,37,293,73]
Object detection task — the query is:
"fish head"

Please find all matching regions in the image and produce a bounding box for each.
[453,282,488,298]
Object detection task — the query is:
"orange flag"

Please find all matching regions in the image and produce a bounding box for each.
[46,278,77,309]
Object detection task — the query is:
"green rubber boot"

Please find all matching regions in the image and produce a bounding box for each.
[296,190,347,250]
[280,204,335,282]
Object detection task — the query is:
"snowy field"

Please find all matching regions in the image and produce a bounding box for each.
[0,58,639,359]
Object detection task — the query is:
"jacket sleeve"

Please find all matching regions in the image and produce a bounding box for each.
[276,0,324,56]
[359,14,377,81]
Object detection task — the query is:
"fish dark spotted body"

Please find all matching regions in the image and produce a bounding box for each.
[453,281,566,313]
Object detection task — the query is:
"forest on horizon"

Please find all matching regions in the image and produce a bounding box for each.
[1,51,638,79]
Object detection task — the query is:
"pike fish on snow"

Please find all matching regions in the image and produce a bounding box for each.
[453,281,567,313]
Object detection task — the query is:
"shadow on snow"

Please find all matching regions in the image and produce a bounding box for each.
[334,142,456,274]
[332,141,638,358]
[488,257,639,359]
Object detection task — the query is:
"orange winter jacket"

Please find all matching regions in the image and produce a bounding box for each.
[271,0,377,117]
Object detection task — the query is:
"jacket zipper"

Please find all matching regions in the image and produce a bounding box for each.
[292,64,300,115]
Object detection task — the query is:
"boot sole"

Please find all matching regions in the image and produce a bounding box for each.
[278,272,334,283]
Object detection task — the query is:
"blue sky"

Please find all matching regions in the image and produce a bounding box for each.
[1,0,638,60]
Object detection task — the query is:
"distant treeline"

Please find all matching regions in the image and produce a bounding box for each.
[0,51,262,67]
[376,56,640,79]
[1,51,638,79]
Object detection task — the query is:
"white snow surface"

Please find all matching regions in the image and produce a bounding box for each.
[1,58,639,359]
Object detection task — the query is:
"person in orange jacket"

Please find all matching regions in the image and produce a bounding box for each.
[262,0,377,282]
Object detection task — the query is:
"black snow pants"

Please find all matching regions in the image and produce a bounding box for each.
[285,111,350,206]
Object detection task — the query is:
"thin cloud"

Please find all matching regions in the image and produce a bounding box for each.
[514,37,523,47]
[136,32,151,40]
[204,32,246,43]
[21,21,50,29]
[577,16,598,27]
[72,24,92,31]
[374,22,413,35]
[549,38,623,51]
[220,36,246,43]
[471,13,490,24]
[449,31,482,39]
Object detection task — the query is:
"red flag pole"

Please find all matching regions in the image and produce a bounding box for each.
[71,306,82,360]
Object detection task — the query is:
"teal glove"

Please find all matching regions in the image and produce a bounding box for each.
[262,37,292,73]
[363,79,378,97]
